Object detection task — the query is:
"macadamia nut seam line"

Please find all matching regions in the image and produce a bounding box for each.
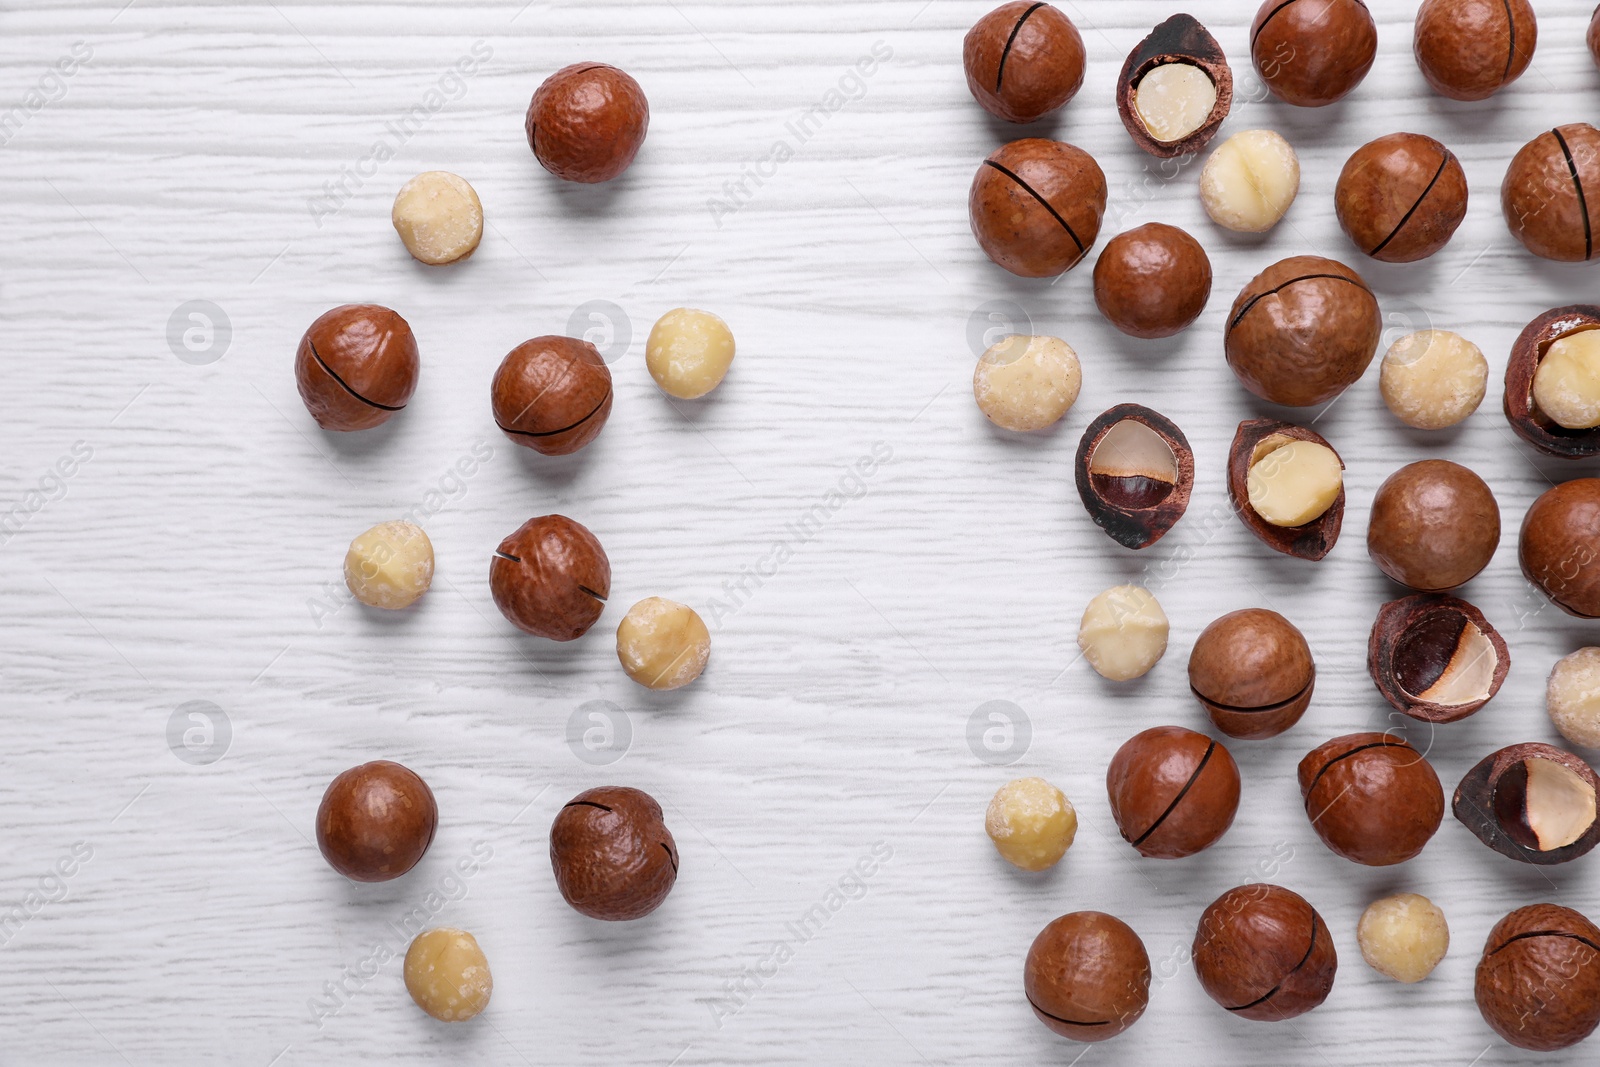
[1131,738,1217,846]
[495,391,612,439]
[1250,0,1301,46]
[983,160,1085,253]
[1303,739,1412,802]
[1024,997,1111,1029]
[1228,273,1370,333]
[1368,154,1451,257]
[1225,914,1324,1013]
[1489,930,1600,956]
[995,2,1048,92]
[1499,0,1520,81]
[307,340,407,411]
[565,800,613,813]
[1552,127,1594,260]
[1189,682,1311,715]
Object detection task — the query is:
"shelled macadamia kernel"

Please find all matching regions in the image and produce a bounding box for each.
[1549,648,1600,749]
[1532,330,1600,430]
[1200,130,1299,233]
[647,308,736,399]
[405,927,493,1021]
[344,521,434,610]
[1358,893,1449,983]
[616,597,710,690]
[392,172,484,265]
[1135,64,1216,144]
[1245,439,1343,528]
[1077,585,1168,681]
[972,335,1081,432]
[985,777,1077,871]
[1380,330,1487,429]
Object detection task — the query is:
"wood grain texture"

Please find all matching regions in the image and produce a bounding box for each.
[3,0,1600,1062]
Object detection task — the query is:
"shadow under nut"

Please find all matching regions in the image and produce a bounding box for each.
[969,138,1106,277]
[1225,256,1380,407]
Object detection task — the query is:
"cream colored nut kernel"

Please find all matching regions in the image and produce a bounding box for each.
[1532,330,1600,430]
[1380,329,1488,429]
[1077,585,1168,682]
[344,521,434,610]
[1357,893,1449,983]
[1135,63,1217,143]
[646,308,736,399]
[985,777,1077,871]
[1199,129,1300,233]
[1246,438,1342,527]
[1548,648,1600,749]
[972,335,1083,432]
[617,597,710,690]
[405,927,492,1021]
[392,171,483,266]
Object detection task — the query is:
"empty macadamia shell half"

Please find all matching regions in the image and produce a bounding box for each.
[1200,129,1300,233]
[1075,404,1194,550]
[1548,648,1600,749]
[391,171,484,265]
[1505,307,1600,458]
[1454,743,1600,864]
[1368,594,1508,723]
[1227,420,1344,561]
[1116,15,1232,158]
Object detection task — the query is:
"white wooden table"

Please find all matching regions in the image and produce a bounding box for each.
[4,1,1600,1062]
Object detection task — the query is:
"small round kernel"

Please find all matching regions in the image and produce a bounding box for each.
[1548,648,1600,749]
[404,927,492,1021]
[616,597,710,690]
[1358,893,1449,983]
[1077,585,1168,682]
[972,335,1082,432]
[985,777,1077,871]
[1533,331,1600,430]
[1380,330,1488,430]
[646,308,736,399]
[344,521,434,610]
[1199,129,1300,233]
[1135,63,1217,144]
[1246,439,1342,528]
[391,172,484,266]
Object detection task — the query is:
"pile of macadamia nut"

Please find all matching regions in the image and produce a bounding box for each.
[964,0,1600,1053]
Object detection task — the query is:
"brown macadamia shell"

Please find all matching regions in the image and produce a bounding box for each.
[1367,460,1500,591]
[1106,726,1240,858]
[1025,912,1150,1041]
[294,305,419,431]
[1250,0,1376,107]
[491,336,613,456]
[490,515,611,640]
[963,2,1085,123]
[1477,904,1600,1051]
[1115,15,1233,158]
[1502,124,1600,263]
[526,63,648,183]
[1227,420,1345,561]
[1414,0,1536,101]
[1335,133,1468,262]
[1298,733,1444,866]
[1189,609,1314,740]
[316,760,438,882]
[1454,743,1600,865]
[1092,223,1212,338]
[1225,256,1380,407]
[969,138,1106,278]
[549,786,678,920]
[1074,404,1195,550]
[1505,307,1600,457]
[1193,884,1337,1021]
[1521,479,1600,617]
[1368,594,1508,723]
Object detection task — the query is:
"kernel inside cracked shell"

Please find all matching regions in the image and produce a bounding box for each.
[1392,608,1498,706]
[1495,757,1598,852]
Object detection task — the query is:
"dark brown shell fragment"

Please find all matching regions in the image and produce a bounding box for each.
[1074,404,1194,550]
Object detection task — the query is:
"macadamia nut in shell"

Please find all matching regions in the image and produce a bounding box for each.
[1078,586,1168,681]
[616,597,710,690]
[1200,130,1299,233]
[972,335,1081,431]
[647,308,735,399]
[1358,893,1449,983]
[405,927,492,1021]
[391,171,483,265]
[985,777,1077,871]
[345,521,434,610]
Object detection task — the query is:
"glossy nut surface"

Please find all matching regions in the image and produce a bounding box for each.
[963,2,1085,123]
[1504,308,1600,457]
[1502,124,1600,262]
[1335,133,1467,262]
[1250,0,1376,106]
[1368,594,1508,723]
[1106,726,1240,858]
[1193,884,1337,1021]
[549,786,678,920]
[316,760,437,882]
[1298,733,1443,866]
[969,138,1106,278]
[490,515,610,640]
[1224,256,1379,407]
[491,336,613,456]
[525,63,648,183]
[1521,479,1600,617]
[1476,904,1600,1051]
[1189,609,1314,740]
[1367,460,1499,591]
[1414,0,1536,101]
[294,304,419,431]
[1025,912,1150,1041]
[1092,223,1211,338]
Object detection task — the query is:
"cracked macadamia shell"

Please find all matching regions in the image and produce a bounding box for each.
[1335,133,1467,262]
[972,335,1081,431]
[1504,308,1600,457]
[1298,733,1443,866]
[550,786,678,920]
[1188,608,1314,739]
[985,777,1077,871]
[1476,904,1600,1051]
[969,138,1106,278]
[1074,405,1194,549]
[1502,125,1600,263]
[1453,743,1600,865]
[1193,883,1337,1021]
[1024,912,1150,1041]
[1227,420,1345,562]
[1415,0,1537,101]
[491,336,614,456]
[1115,15,1233,159]
[294,304,420,431]
[1107,726,1240,858]
[1367,594,1508,723]
[963,2,1085,123]
[1251,0,1376,106]
[490,515,611,640]
[1225,256,1379,407]
[525,63,648,183]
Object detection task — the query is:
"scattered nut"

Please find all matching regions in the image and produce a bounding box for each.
[1074,405,1194,550]
[1368,594,1508,723]
[1199,129,1300,233]
[963,2,1085,123]
[1454,743,1600,865]
[1476,904,1600,1051]
[526,63,648,183]
[1414,0,1537,101]
[550,786,678,920]
[1380,329,1487,429]
[1298,732,1444,866]
[646,308,735,400]
[972,334,1082,431]
[1225,256,1380,407]
[1188,608,1314,740]
[1092,223,1212,339]
[1506,310,1600,457]
[405,927,492,1022]
[1502,124,1600,262]
[1358,894,1449,983]
[1193,884,1337,1021]
[1548,648,1600,749]
[1368,460,1500,591]
[1250,0,1377,106]
[1115,15,1232,158]
[490,515,610,640]
[344,521,434,610]
[1107,725,1240,858]
[969,138,1106,277]
[316,760,438,883]
[616,597,710,690]
[1025,912,1150,1042]
[1520,479,1600,617]
[1335,133,1468,262]
[490,336,613,456]
[985,777,1077,871]
[1077,585,1169,682]
[294,304,419,432]
[1227,420,1345,561]
[391,171,483,266]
